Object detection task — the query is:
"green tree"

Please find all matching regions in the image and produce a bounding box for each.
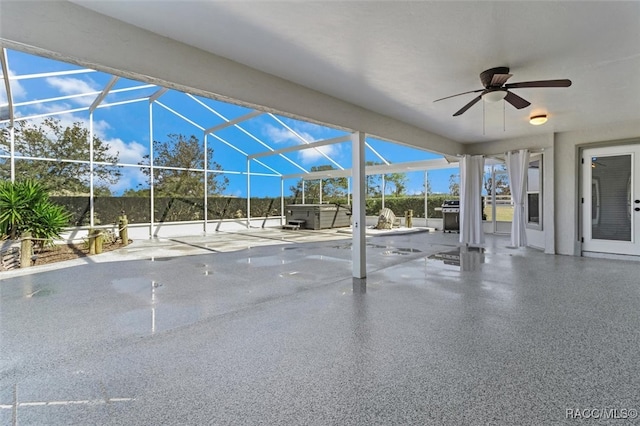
[289,165,348,203]
[122,186,150,197]
[365,161,383,197]
[0,118,120,195]
[365,162,409,197]
[484,174,510,195]
[139,134,229,197]
[384,172,408,196]
[483,165,510,195]
[449,174,460,196]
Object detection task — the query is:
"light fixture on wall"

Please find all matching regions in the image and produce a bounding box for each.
[482,89,507,103]
[529,114,548,125]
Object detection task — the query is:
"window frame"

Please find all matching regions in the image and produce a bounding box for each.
[526,154,543,230]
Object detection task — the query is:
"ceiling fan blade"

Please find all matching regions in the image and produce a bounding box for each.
[505,79,572,89]
[490,73,513,87]
[453,95,482,116]
[434,89,484,103]
[504,91,531,109]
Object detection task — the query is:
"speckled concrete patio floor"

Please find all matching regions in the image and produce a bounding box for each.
[1,229,639,425]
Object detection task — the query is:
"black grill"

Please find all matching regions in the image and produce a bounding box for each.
[442,200,460,232]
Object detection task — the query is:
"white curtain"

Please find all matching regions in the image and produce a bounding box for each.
[459,155,485,246]
[507,149,530,247]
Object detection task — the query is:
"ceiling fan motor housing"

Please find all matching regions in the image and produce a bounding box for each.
[480,66,510,88]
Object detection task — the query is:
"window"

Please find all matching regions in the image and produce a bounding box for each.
[526,155,543,229]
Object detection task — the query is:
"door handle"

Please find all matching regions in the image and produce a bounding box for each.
[636,207,640,212]
[635,200,640,204]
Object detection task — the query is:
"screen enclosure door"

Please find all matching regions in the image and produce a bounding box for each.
[582,145,640,256]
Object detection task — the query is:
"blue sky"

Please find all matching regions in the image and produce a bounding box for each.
[1,49,460,197]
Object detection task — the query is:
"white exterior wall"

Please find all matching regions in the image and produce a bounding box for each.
[554,120,640,255]
[466,124,640,257]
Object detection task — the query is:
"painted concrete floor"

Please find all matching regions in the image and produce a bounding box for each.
[1,229,639,425]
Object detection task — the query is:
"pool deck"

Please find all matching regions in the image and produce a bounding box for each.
[1,227,639,425]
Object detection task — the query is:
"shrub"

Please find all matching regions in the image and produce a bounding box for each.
[0,180,71,244]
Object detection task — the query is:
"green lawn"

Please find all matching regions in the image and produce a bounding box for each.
[484,205,514,222]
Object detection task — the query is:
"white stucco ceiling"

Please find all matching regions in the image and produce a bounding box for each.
[8,1,640,145]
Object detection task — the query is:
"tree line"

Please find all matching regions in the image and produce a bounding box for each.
[0,119,229,197]
[1,119,426,200]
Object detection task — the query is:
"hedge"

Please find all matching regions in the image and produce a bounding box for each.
[50,195,456,226]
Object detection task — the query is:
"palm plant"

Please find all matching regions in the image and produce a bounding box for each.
[0,180,70,244]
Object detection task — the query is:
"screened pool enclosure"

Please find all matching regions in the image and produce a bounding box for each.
[1,48,468,239]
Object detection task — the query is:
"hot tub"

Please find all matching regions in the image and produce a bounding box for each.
[285,204,351,230]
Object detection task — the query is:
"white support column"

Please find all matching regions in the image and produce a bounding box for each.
[280,178,285,226]
[302,180,305,204]
[351,131,366,279]
[491,165,497,233]
[149,102,155,238]
[347,177,351,206]
[203,133,208,234]
[319,179,323,204]
[89,111,95,228]
[424,170,428,224]
[246,158,251,229]
[381,174,385,210]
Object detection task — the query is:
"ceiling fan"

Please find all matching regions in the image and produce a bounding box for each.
[434,67,572,116]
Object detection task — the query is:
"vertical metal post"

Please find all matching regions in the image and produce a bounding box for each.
[149,102,155,238]
[302,180,305,204]
[491,164,497,233]
[319,179,323,204]
[89,112,95,228]
[351,131,366,279]
[203,133,208,234]
[246,158,251,229]
[424,170,428,225]
[280,178,285,226]
[2,48,16,183]
[347,177,351,206]
[9,126,15,182]
[381,174,385,210]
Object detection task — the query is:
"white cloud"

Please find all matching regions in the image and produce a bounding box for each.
[264,123,317,145]
[93,119,112,137]
[46,76,98,95]
[284,119,327,135]
[102,167,148,195]
[28,101,74,114]
[46,76,99,106]
[13,112,147,168]
[0,69,28,104]
[298,143,339,164]
[262,123,343,165]
[91,165,147,195]
[28,113,145,165]
[103,137,148,165]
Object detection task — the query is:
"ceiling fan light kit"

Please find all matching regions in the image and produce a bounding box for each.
[434,66,571,117]
[529,114,548,125]
[482,89,507,103]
